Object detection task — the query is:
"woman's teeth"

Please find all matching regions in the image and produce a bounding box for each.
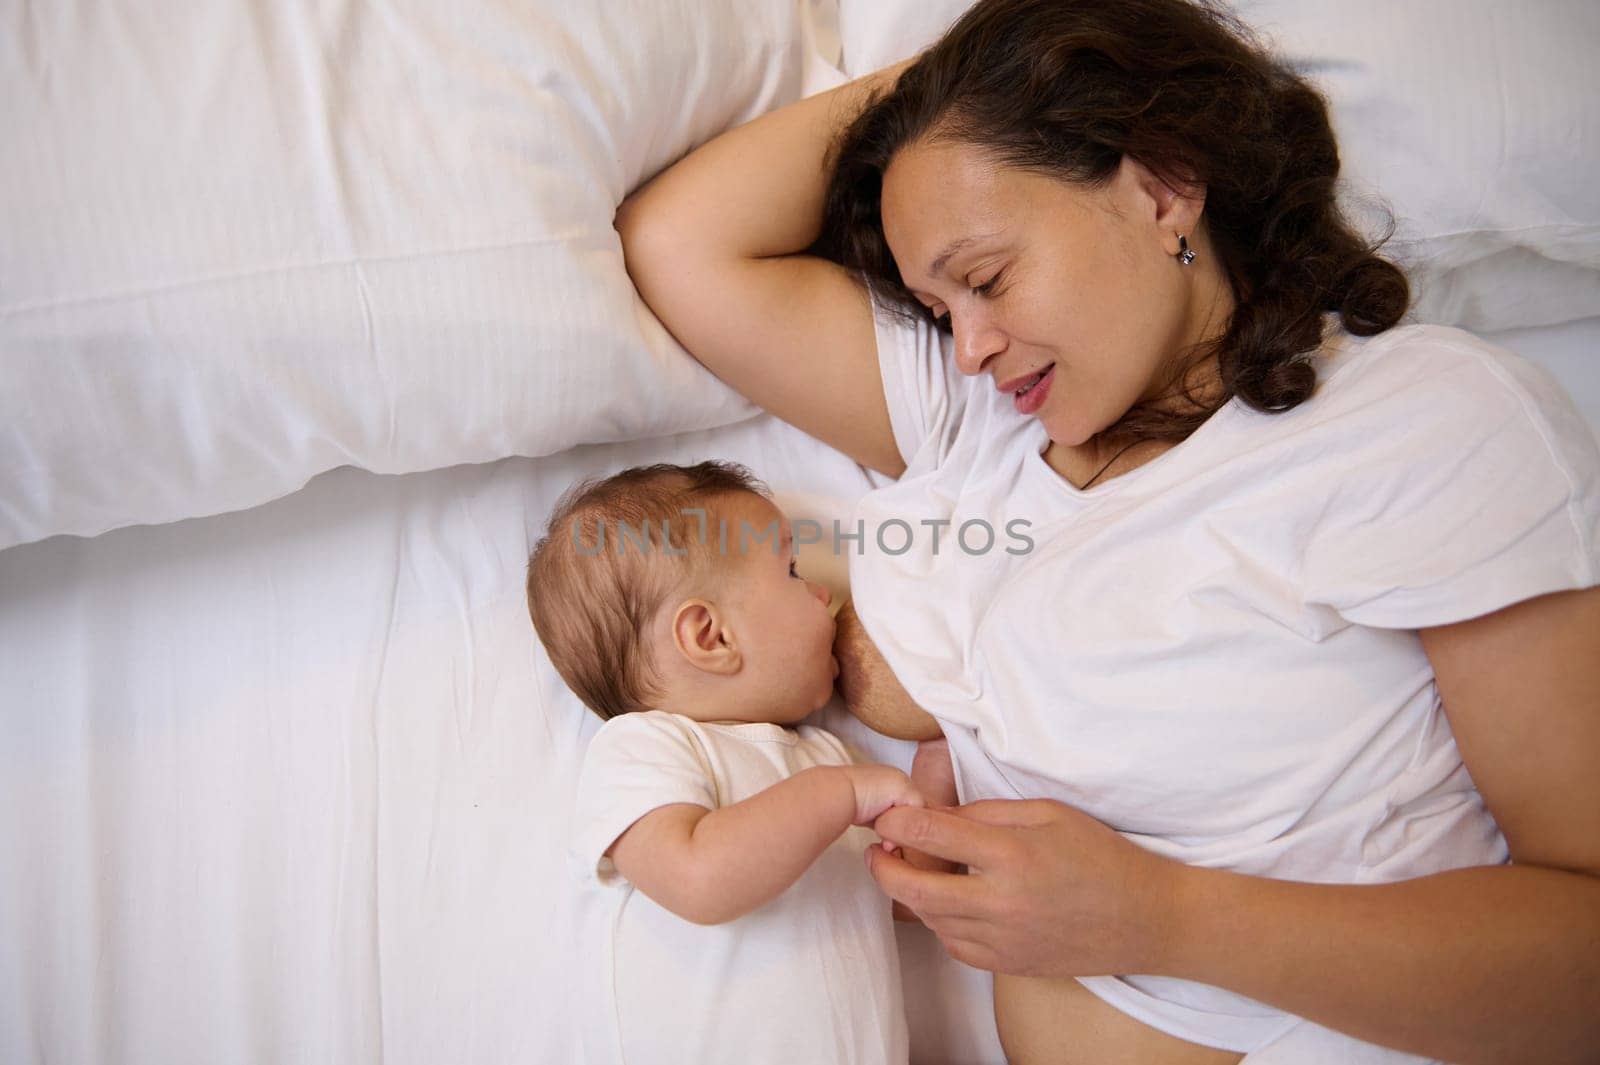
[1016,369,1049,395]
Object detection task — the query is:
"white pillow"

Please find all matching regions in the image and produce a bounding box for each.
[837,0,973,77]
[1235,0,1600,331]
[834,0,1600,333]
[0,1,808,550]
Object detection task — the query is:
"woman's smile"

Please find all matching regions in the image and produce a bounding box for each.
[1013,364,1055,415]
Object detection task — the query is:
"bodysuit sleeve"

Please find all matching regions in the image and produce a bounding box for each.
[569,711,718,887]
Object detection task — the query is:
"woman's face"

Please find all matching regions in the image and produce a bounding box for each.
[879,138,1223,448]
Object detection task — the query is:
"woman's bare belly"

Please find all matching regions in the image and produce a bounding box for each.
[995,974,1245,1065]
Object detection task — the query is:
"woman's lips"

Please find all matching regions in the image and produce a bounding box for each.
[1014,364,1056,415]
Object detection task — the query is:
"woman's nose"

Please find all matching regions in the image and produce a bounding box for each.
[951,309,1005,376]
[808,580,832,608]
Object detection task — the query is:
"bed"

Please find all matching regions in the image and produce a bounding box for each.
[2,2,1595,1063]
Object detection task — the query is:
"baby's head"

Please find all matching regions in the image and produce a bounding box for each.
[526,461,837,725]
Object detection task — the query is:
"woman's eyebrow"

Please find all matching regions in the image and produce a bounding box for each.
[927,232,1000,279]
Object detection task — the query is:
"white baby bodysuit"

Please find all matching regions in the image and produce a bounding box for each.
[570,710,909,1065]
[850,291,1600,1060]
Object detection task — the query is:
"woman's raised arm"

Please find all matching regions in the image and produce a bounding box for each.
[615,61,914,477]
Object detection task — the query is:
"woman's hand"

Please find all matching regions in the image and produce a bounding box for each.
[891,738,962,923]
[833,597,943,741]
[866,798,1187,978]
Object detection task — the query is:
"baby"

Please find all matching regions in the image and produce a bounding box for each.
[526,460,925,1065]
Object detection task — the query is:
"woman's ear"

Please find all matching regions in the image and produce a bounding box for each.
[671,599,741,675]
[1118,155,1207,256]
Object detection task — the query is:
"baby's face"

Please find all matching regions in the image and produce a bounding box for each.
[717,494,839,721]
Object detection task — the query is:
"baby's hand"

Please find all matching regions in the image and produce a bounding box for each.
[842,765,925,849]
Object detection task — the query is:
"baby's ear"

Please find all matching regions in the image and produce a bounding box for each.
[671,599,741,675]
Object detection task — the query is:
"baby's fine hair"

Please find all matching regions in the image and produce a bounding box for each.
[526,460,769,721]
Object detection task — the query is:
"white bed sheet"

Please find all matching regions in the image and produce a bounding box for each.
[0,413,1002,1065]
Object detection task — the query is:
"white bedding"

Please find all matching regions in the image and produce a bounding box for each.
[0,0,805,549]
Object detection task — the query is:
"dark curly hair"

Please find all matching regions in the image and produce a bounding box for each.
[813,0,1410,442]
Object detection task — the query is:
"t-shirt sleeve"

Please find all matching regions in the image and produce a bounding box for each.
[1302,329,1600,629]
[867,280,968,470]
[569,712,718,887]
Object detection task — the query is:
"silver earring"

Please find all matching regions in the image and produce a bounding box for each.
[1176,235,1196,266]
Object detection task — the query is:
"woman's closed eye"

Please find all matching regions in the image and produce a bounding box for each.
[972,269,1006,298]
[789,558,801,578]
[922,270,1002,322]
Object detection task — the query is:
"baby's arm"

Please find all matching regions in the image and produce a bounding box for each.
[607,764,923,926]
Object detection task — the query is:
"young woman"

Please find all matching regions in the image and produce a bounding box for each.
[614,1,1600,1061]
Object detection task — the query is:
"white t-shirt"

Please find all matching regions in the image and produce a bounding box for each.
[569,710,909,1065]
[849,295,1600,1058]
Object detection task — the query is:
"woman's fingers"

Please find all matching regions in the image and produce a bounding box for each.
[918,912,992,942]
[865,837,988,919]
[893,896,1001,971]
[872,803,1016,870]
